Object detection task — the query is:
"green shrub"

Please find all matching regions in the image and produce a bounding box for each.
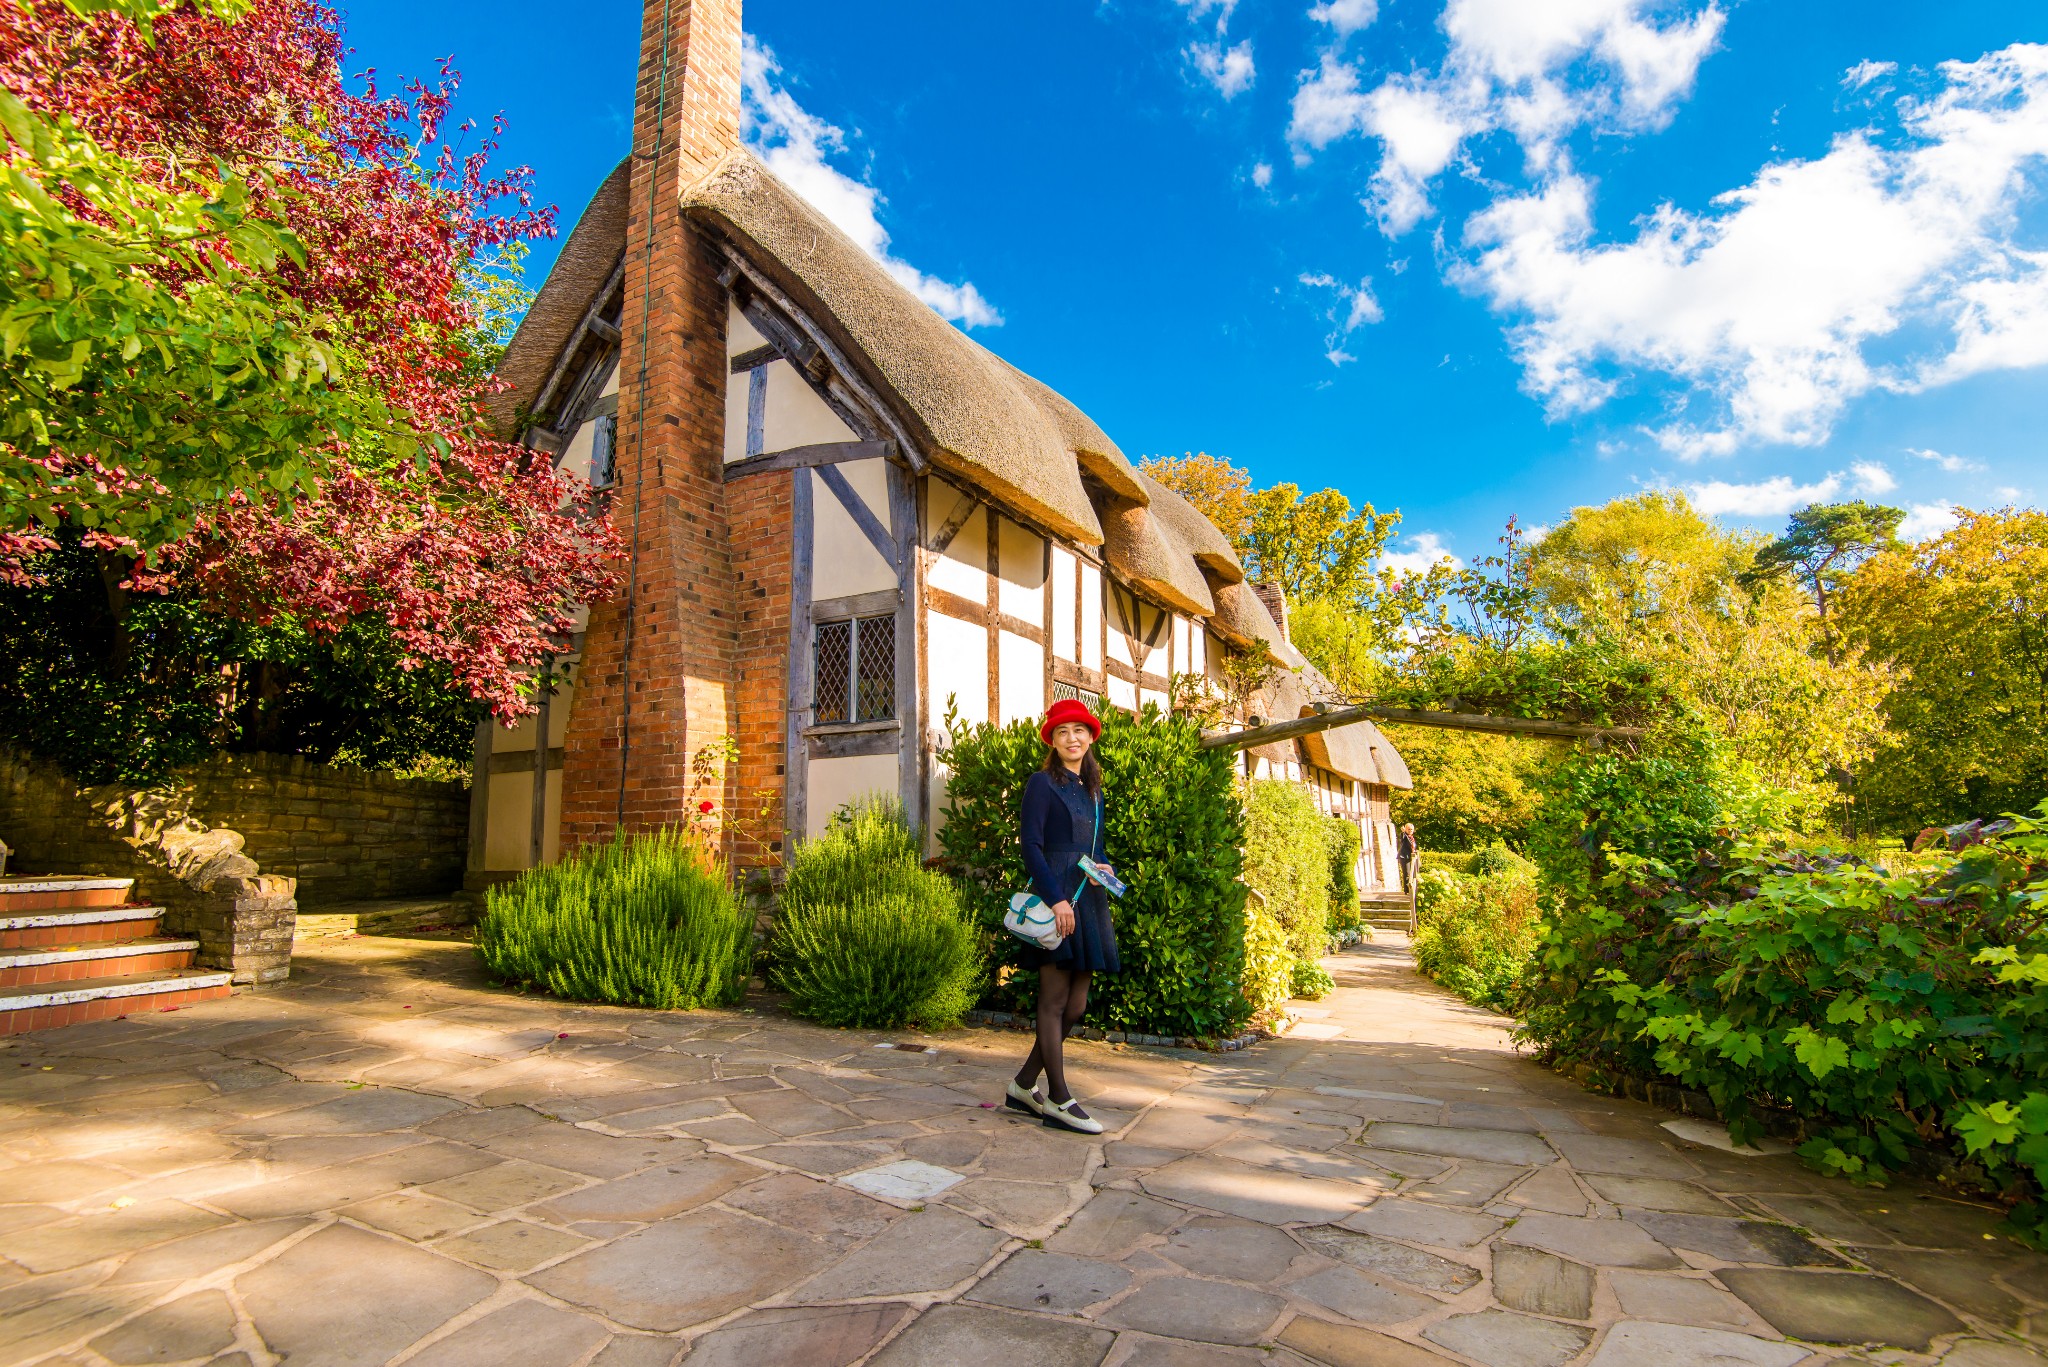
[1411,866,1542,1010]
[1242,897,1292,1018]
[476,828,751,1009]
[1326,816,1362,932]
[1519,799,2048,1245]
[770,796,981,1030]
[937,703,1252,1039]
[1245,780,1332,964]
[1290,958,1335,1000]
[1467,841,1536,879]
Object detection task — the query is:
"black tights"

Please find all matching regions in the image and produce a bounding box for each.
[1014,965,1091,1105]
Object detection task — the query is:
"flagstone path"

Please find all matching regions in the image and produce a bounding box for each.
[3,933,2045,1366]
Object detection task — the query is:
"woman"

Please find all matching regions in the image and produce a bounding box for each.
[1006,698,1118,1135]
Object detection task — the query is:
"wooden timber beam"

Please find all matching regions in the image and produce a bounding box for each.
[1200,703,1644,751]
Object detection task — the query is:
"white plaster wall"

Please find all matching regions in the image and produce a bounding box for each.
[766,360,855,450]
[927,489,987,602]
[808,754,900,838]
[810,461,895,598]
[1080,562,1102,670]
[999,630,1045,726]
[601,367,620,399]
[557,414,603,486]
[1050,547,1077,662]
[1136,601,1167,677]
[1171,615,1190,682]
[997,518,1044,626]
[928,611,988,727]
[1108,674,1137,711]
[485,772,532,871]
[728,303,767,355]
[1139,687,1167,713]
[723,367,749,464]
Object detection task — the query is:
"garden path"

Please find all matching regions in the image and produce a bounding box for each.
[2,934,2044,1366]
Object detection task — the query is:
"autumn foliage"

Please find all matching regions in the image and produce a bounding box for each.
[0,0,618,718]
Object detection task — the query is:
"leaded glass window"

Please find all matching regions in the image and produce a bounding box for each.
[813,614,895,725]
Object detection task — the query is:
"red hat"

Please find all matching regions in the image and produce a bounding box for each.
[1040,699,1102,744]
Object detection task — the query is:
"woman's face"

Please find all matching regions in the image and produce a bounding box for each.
[1050,721,1094,765]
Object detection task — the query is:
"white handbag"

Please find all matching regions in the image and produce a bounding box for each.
[1003,891,1065,950]
[1003,792,1101,951]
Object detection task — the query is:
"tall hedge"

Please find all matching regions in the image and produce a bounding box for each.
[1245,779,1332,964]
[937,703,1252,1039]
[1326,816,1362,933]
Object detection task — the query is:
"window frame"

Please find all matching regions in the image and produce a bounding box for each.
[811,610,897,728]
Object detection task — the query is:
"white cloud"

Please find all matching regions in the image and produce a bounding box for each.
[1292,0,1724,228]
[1177,0,1238,34]
[1251,162,1274,188]
[1290,52,1375,149]
[1383,532,1464,574]
[1684,461,1895,516]
[1844,59,1898,90]
[1190,39,1257,99]
[742,39,1001,329]
[1300,272,1384,363]
[1308,0,1379,38]
[1900,499,1961,539]
[1687,474,1843,517]
[1451,45,2048,456]
[1906,446,1982,472]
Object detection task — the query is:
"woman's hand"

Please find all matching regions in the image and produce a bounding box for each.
[1052,900,1076,936]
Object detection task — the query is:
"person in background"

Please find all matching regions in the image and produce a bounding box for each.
[1006,699,1118,1135]
[1397,822,1418,893]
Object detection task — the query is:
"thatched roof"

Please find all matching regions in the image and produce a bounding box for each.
[487,158,630,437]
[1103,502,1215,617]
[1209,582,1304,669]
[681,150,1113,544]
[1139,472,1244,585]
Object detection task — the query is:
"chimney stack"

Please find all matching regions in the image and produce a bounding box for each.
[1250,582,1290,644]
[557,0,747,848]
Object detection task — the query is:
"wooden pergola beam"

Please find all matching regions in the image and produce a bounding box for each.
[1199,703,1644,751]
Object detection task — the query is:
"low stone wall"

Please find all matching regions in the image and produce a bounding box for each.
[180,755,468,908]
[0,750,467,909]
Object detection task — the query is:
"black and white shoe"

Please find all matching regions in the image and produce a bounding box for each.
[1005,1080,1047,1117]
[1041,1096,1104,1135]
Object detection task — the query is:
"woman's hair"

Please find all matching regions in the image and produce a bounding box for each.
[1042,741,1102,798]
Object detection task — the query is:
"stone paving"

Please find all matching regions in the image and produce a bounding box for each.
[3,934,2046,1367]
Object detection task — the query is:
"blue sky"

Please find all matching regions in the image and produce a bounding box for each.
[340,0,2048,569]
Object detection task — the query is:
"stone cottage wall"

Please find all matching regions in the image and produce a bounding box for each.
[180,755,468,907]
[0,751,468,909]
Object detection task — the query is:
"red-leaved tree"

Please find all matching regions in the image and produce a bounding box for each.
[1,0,618,716]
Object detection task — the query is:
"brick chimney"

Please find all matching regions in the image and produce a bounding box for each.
[1250,582,1290,644]
[558,0,746,849]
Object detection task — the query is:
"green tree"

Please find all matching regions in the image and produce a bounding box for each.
[1529,491,1754,635]
[1838,508,2048,831]
[1743,500,1903,660]
[1386,726,1560,852]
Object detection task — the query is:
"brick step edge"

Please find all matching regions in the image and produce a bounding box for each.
[0,877,139,911]
[960,1009,1264,1053]
[0,906,165,931]
[0,937,198,969]
[0,971,230,1035]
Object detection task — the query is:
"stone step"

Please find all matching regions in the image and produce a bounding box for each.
[0,906,164,951]
[0,968,231,1036]
[0,937,199,989]
[0,876,137,912]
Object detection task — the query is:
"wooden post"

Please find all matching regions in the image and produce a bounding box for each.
[786,470,813,847]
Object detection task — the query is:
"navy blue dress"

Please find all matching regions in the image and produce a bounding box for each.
[1018,768,1120,973]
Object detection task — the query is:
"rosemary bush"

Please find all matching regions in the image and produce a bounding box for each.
[475,828,752,1010]
[770,796,982,1029]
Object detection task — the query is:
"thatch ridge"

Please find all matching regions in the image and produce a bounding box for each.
[487,158,630,437]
